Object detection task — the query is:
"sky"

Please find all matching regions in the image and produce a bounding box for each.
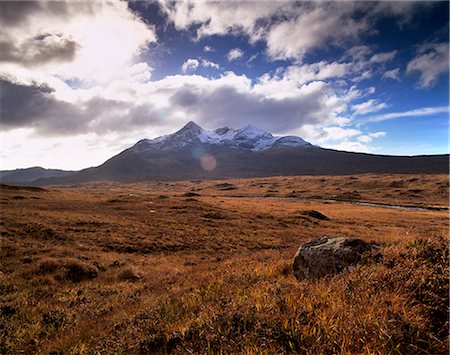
[0,0,449,170]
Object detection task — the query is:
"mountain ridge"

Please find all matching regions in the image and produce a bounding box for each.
[1,121,448,185]
[132,121,310,153]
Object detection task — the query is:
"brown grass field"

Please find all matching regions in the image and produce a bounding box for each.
[0,174,448,353]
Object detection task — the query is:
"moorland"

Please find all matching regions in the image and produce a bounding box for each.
[0,173,448,353]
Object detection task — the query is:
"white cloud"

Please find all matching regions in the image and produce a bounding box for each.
[338,48,400,83]
[181,58,219,72]
[314,126,362,142]
[265,3,371,61]
[227,48,244,61]
[0,1,156,85]
[369,51,396,63]
[285,61,351,84]
[159,0,287,40]
[406,42,449,88]
[201,59,219,69]
[1,128,139,170]
[367,106,449,122]
[345,45,373,61]
[158,1,425,63]
[247,54,258,64]
[203,45,214,52]
[382,68,401,81]
[369,131,386,138]
[298,126,386,153]
[181,58,200,73]
[352,99,388,115]
[357,131,386,143]
[357,135,372,143]
[323,140,372,153]
[251,61,352,103]
[325,130,386,152]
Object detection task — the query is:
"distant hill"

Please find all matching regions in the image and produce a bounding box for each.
[3,122,449,185]
[0,167,75,184]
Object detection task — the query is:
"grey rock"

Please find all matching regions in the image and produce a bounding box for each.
[292,236,376,280]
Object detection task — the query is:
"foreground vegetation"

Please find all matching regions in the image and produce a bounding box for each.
[0,174,448,353]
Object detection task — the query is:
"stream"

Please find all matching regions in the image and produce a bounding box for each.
[224,194,447,211]
[321,199,428,211]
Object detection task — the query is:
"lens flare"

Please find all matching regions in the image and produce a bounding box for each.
[200,154,217,171]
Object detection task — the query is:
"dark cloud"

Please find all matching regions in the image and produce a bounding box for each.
[0,79,86,133]
[0,79,55,126]
[0,79,163,135]
[170,84,335,133]
[0,1,42,26]
[0,1,99,67]
[80,98,163,133]
[0,33,79,66]
[0,1,95,27]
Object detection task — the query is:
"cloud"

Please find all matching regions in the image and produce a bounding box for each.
[159,1,424,62]
[382,68,401,81]
[0,33,79,66]
[158,0,287,40]
[227,48,244,61]
[323,140,373,153]
[0,1,43,26]
[369,51,396,63]
[0,78,163,136]
[203,45,214,52]
[283,61,351,85]
[371,1,430,25]
[367,106,449,122]
[323,130,386,152]
[343,48,399,82]
[369,131,386,138]
[168,72,352,133]
[201,59,219,69]
[1,128,139,170]
[182,58,219,72]
[181,58,199,73]
[300,122,386,152]
[265,3,372,61]
[1,65,357,139]
[352,99,388,115]
[0,1,156,84]
[406,42,449,88]
[313,126,362,142]
[345,45,373,61]
[247,54,258,64]
[357,131,386,143]
[0,79,56,127]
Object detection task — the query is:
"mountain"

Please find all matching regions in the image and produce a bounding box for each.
[3,121,448,185]
[0,167,75,184]
[132,121,310,152]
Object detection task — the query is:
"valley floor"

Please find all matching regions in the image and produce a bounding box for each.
[0,174,448,353]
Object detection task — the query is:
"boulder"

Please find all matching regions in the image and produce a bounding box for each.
[292,236,376,280]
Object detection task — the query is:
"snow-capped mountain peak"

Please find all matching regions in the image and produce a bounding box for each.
[132,121,310,152]
[235,125,273,139]
[173,121,205,140]
[214,127,231,136]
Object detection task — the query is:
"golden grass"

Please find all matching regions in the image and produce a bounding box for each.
[0,174,448,353]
